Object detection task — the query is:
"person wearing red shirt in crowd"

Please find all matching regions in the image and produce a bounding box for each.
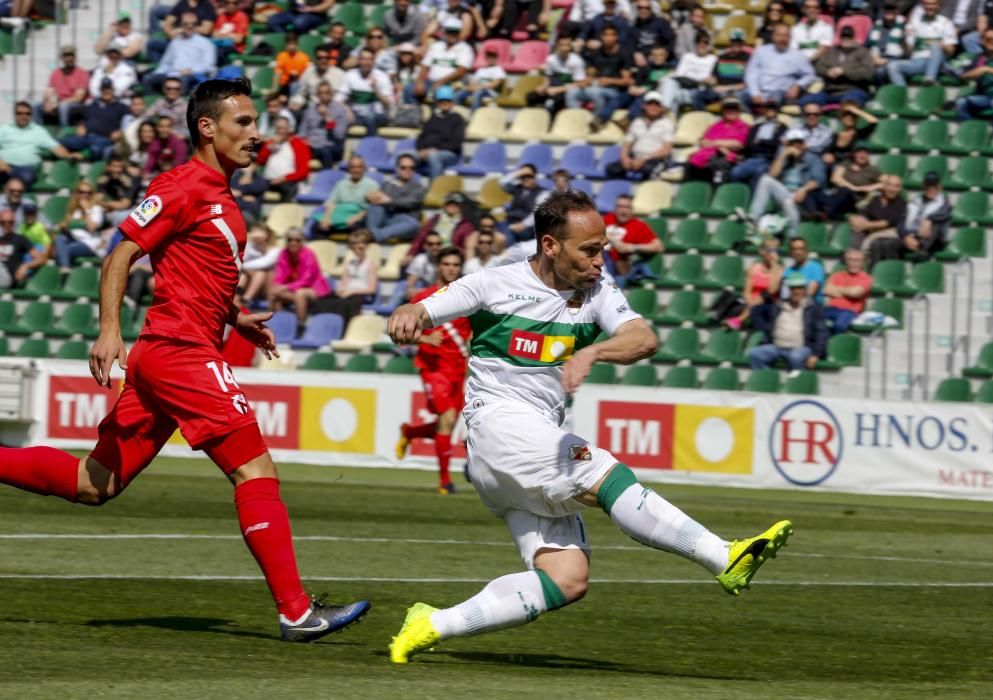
[396,247,471,495]
[0,77,369,642]
[35,45,90,127]
[823,247,872,334]
[602,193,662,287]
[255,116,312,202]
[212,0,250,63]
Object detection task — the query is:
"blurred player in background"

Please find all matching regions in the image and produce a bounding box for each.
[395,246,470,495]
[0,77,369,642]
[387,191,792,663]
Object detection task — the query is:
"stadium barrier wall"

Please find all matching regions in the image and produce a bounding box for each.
[7,360,993,502]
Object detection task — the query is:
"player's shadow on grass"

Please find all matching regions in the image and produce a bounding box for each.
[436,651,627,671]
[84,616,275,640]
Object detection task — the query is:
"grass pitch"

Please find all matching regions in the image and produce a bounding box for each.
[0,457,990,699]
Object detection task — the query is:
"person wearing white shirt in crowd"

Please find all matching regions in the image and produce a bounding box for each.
[407,19,474,102]
[790,0,834,61]
[257,94,297,137]
[337,48,395,136]
[888,0,957,85]
[290,44,346,111]
[89,47,138,99]
[406,231,443,297]
[463,220,505,274]
[532,35,587,112]
[456,47,507,111]
[658,29,717,112]
[604,90,673,179]
[238,224,282,308]
[94,12,146,60]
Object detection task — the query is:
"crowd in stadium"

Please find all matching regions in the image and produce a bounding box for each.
[0,0,989,365]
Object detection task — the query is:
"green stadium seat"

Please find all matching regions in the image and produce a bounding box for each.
[657,254,704,288]
[701,220,746,253]
[333,2,367,35]
[818,333,862,369]
[871,260,915,296]
[298,33,324,58]
[244,33,285,65]
[32,160,80,193]
[85,160,107,185]
[16,338,50,358]
[644,218,667,243]
[587,363,618,384]
[343,354,378,372]
[867,119,908,152]
[795,222,829,255]
[701,183,750,217]
[783,370,819,395]
[624,288,657,318]
[744,368,781,393]
[951,191,993,225]
[121,305,145,341]
[621,364,658,386]
[877,154,908,178]
[652,327,700,362]
[866,85,907,117]
[933,377,971,402]
[0,300,14,328]
[1,300,54,335]
[851,297,904,333]
[49,302,97,337]
[0,336,7,357]
[251,66,276,96]
[905,155,948,188]
[382,355,417,374]
[822,223,851,257]
[367,5,389,29]
[301,352,337,371]
[654,290,710,325]
[10,265,60,298]
[661,366,698,389]
[702,366,739,391]
[900,86,944,118]
[699,256,744,290]
[41,196,69,227]
[734,331,765,366]
[659,181,711,216]
[963,342,993,378]
[975,380,993,403]
[945,156,990,191]
[908,260,944,294]
[55,340,89,360]
[945,120,992,155]
[695,328,741,365]
[905,120,949,154]
[665,219,707,253]
[54,267,100,300]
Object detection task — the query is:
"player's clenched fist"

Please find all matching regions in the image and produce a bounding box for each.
[388,304,428,344]
[89,333,127,388]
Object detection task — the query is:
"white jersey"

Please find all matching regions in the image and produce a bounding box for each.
[420,259,641,420]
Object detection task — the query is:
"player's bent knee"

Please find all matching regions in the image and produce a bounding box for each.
[76,458,124,506]
[200,423,273,483]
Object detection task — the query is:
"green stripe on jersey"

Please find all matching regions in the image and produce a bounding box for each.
[469,309,602,367]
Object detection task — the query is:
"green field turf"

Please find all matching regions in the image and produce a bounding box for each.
[0,457,990,699]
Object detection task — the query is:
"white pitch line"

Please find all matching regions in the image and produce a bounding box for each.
[0,574,989,587]
[0,533,991,569]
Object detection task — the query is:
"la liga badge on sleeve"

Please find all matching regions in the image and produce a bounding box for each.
[129,195,163,227]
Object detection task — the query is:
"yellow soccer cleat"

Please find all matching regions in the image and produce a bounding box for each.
[395,424,411,461]
[717,520,793,596]
[389,602,442,664]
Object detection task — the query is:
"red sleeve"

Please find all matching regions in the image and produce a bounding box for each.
[411,285,438,305]
[625,219,656,245]
[118,177,189,253]
[408,215,437,257]
[287,138,311,182]
[255,142,271,166]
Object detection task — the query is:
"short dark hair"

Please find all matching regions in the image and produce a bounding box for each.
[14,100,30,113]
[396,153,417,168]
[107,154,124,165]
[438,246,464,264]
[534,190,598,243]
[187,76,252,147]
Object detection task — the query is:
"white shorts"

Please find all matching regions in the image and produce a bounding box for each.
[505,509,590,570]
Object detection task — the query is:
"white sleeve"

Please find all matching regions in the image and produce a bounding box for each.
[243,246,281,271]
[592,281,643,336]
[457,43,474,69]
[817,24,833,47]
[943,19,958,46]
[420,269,486,325]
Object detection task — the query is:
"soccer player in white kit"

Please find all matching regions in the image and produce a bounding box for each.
[387,191,792,663]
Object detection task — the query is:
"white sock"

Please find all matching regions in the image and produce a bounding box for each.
[609,484,730,575]
[430,571,549,640]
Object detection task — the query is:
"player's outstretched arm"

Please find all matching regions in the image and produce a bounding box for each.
[90,238,143,387]
[388,303,431,344]
[561,319,658,394]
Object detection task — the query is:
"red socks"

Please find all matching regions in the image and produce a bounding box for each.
[233,478,311,621]
[0,446,79,502]
[404,422,437,440]
[435,433,452,487]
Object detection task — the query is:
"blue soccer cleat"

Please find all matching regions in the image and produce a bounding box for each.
[279,594,371,643]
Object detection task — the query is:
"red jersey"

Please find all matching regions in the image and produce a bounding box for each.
[603,213,655,262]
[412,284,471,374]
[119,158,247,349]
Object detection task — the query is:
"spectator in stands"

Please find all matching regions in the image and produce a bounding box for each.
[0,178,36,227]
[828,103,878,164]
[674,4,708,59]
[463,225,504,274]
[605,91,673,180]
[849,173,907,254]
[359,29,398,76]
[59,81,129,163]
[275,34,311,99]
[427,0,476,42]
[624,44,670,120]
[338,48,395,136]
[791,0,833,61]
[749,272,828,370]
[97,155,138,228]
[35,45,89,127]
[744,23,816,109]
[212,0,249,63]
[916,0,983,51]
[126,254,154,308]
[563,0,610,44]
[897,171,951,260]
[955,28,993,120]
[147,0,216,63]
[532,35,588,114]
[960,0,993,55]
[498,164,548,254]
[869,2,909,82]
[256,116,311,202]
[887,0,956,85]
[569,24,634,129]
[409,19,474,102]
[730,100,785,188]
[269,227,331,333]
[824,248,873,334]
[756,2,787,45]
[122,94,147,133]
[316,155,379,234]
[17,202,52,264]
[89,46,137,100]
[408,193,477,260]
[803,25,874,107]
[258,94,297,137]
[54,182,108,273]
[292,45,346,111]
[312,229,379,325]
[231,163,269,224]
[794,103,834,162]
[94,12,146,60]
[685,97,749,182]
[238,224,281,308]
[320,22,355,70]
[142,12,218,95]
[266,0,334,34]
[123,121,157,184]
[393,44,420,97]
[299,82,349,168]
[384,0,427,46]
[691,28,750,109]
[745,129,826,239]
[659,29,716,112]
[549,169,573,195]
[415,86,466,179]
[783,237,825,303]
[501,0,551,39]
[585,0,632,48]
[803,143,882,220]
[145,78,190,140]
[631,1,675,66]
[1,102,79,190]
[145,115,189,176]
[0,209,35,289]
[728,238,784,328]
[406,231,444,296]
[456,46,507,111]
[366,154,427,243]
[603,193,662,287]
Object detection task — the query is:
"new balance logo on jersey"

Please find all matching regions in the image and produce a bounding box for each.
[210,204,223,215]
[508,329,575,362]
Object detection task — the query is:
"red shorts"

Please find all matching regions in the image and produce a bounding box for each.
[422,370,465,416]
[90,337,264,484]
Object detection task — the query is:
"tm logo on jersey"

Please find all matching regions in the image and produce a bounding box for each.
[129,195,162,227]
[508,329,575,362]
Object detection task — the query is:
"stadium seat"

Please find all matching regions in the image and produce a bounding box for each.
[382,355,417,374]
[714,14,755,47]
[909,260,944,295]
[877,154,908,178]
[121,305,145,341]
[472,39,512,69]
[631,181,672,217]
[385,138,418,171]
[41,196,69,226]
[267,203,307,237]
[871,260,915,296]
[934,377,971,402]
[783,371,819,395]
[975,380,993,403]
[701,256,745,290]
[652,327,700,362]
[347,137,391,171]
[824,222,851,257]
[659,181,711,216]
[268,311,298,345]
[702,366,740,391]
[49,302,97,337]
[936,227,986,261]
[568,179,594,197]
[744,368,782,393]
[331,314,386,350]
[307,240,340,277]
[507,40,549,73]
[32,160,79,193]
[588,114,628,145]
[54,266,99,300]
[10,264,60,298]
[657,254,704,288]
[866,119,908,152]
[502,107,551,142]
[673,112,718,147]
[696,329,742,365]
[333,2,366,34]
[0,300,14,330]
[666,219,707,253]
[945,120,992,155]
[251,66,276,97]
[906,120,949,154]
[296,168,344,204]
[587,144,622,179]
[244,33,285,65]
[497,75,544,108]
[291,313,344,349]
[542,109,591,143]
[85,161,107,185]
[701,183,749,217]
[945,156,990,191]
[655,290,709,325]
[517,142,554,174]
[477,177,513,210]
[900,86,944,119]
[456,141,506,175]
[369,279,408,315]
[952,191,993,225]
[834,14,872,43]
[851,297,904,332]
[595,180,632,214]
[661,366,699,388]
[301,352,337,371]
[343,353,378,372]
[54,339,89,360]
[621,364,658,386]
[377,245,410,282]
[423,175,464,208]
[702,220,746,253]
[16,338,50,358]
[905,155,948,189]
[558,143,598,179]
[624,288,657,318]
[587,363,617,384]
[818,333,862,369]
[465,107,507,141]
[866,85,907,118]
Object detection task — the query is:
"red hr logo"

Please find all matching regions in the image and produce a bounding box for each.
[769,400,844,486]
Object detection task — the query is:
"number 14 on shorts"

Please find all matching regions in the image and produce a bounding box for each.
[205,361,250,415]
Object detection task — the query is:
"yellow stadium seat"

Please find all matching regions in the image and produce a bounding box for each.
[266,203,306,238]
[715,14,756,47]
[307,239,342,277]
[588,112,627,145]
[542,109,592,143]
[331,314,387,351]
[423,174,464,208]
[673,111,719,147]
[466,106,508,141]
[497,75,544,108]
[502,107,551,142]
[378,243,411,281]
[632,181,673,217]
[477,177,513,210]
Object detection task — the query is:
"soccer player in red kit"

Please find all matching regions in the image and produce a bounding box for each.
[395,247,470,494]
[0,78,369,642]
